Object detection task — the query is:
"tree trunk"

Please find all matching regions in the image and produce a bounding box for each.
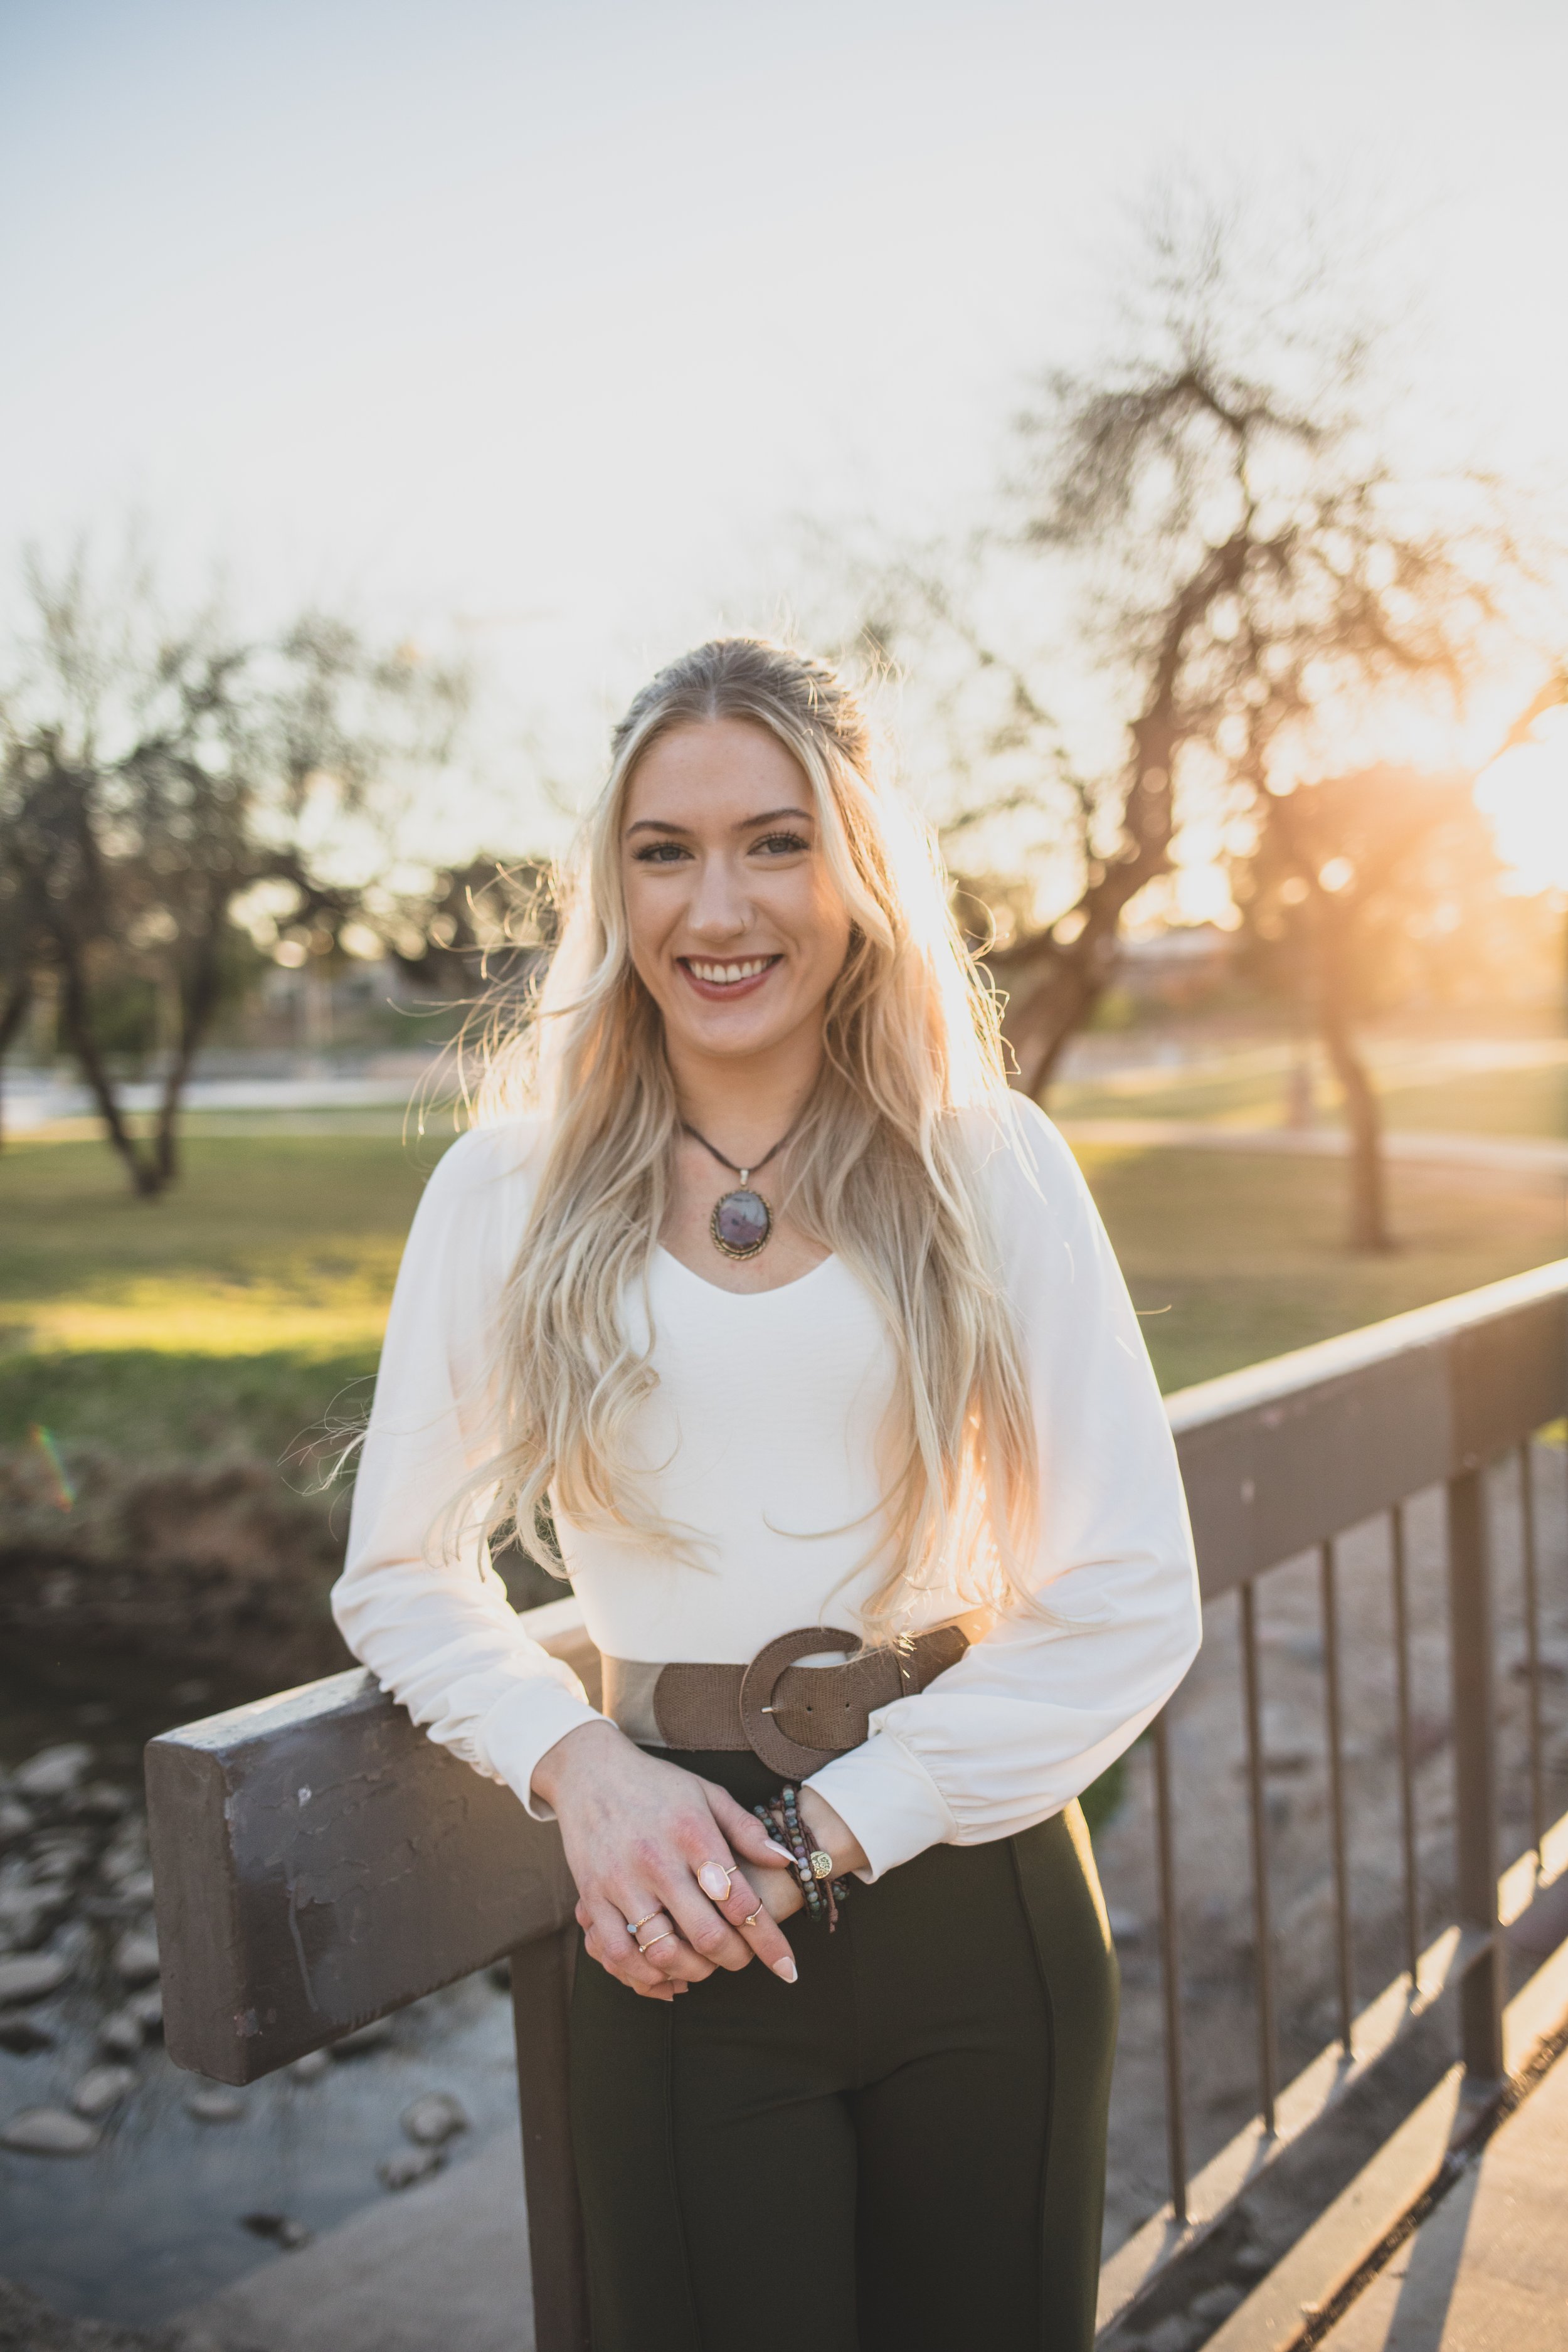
[154,922,224,1185]
[985,529,1254,1101]
[0,971,35,1152]
[993,922,1118,1100]
[55,948,162,1197]
[1317,974,1392,1253]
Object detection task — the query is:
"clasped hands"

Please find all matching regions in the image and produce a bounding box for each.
[531,1719,866,2001]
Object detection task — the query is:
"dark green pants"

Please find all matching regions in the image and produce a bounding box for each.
[569,1749,1119,2352]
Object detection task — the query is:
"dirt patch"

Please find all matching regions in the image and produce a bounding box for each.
[0,1448,352,1697]
[0,1446,560,1700]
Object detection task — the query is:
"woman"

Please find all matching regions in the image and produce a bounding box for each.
[334,638,1200,2352]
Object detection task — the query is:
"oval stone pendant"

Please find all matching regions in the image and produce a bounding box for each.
[711,1186,771,1260]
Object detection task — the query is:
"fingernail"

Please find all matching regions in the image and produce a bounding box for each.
[698,1863,731,1900]
[765,1841,794,1863]
[772,1957,798,1984]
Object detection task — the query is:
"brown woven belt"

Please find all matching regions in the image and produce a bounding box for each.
[600,1623,970,1778]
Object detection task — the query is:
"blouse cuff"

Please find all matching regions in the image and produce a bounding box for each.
[804,1727,956,1882]
[479,1680,608,1823]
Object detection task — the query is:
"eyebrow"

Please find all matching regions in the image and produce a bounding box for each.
[624,805,814,837]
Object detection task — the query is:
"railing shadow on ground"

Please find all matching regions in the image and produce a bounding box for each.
[146,1259,1568,2352]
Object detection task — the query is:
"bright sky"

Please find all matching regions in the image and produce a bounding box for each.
[4,0,1567,876]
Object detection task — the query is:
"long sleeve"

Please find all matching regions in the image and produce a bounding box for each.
[331,1121,605,1818]
[805,1096,1202,1881]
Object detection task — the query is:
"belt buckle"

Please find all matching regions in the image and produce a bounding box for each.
[739,1626,861,1778]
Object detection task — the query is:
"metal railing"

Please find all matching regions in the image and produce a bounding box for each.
[146,1259,1568,2352]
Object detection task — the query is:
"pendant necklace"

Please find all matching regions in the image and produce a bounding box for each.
[681,1116,801,1261]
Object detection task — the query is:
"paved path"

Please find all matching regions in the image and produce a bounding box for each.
[1320,2047,1568,2352]
[177,2136,532,2352]
[1058,1120,1568,1176]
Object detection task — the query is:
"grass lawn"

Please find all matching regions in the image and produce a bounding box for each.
[1084,1142,1568,1391]
[0,1129,457,1461]
[1056,1052,1568,1140]
[4,1126,1568,1466]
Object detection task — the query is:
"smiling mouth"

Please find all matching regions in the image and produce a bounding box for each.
[677,955,782,997]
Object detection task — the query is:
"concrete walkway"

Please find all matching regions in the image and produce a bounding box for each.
[1320,2047,1568,2351]
[177,2136,532,2352]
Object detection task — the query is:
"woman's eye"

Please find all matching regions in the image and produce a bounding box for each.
[633,841,691,864]
[753,832,809,857]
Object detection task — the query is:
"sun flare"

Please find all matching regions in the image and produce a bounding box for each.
[1474,706,1568,894]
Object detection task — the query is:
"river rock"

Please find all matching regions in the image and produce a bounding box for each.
[0,1889,50,1949]
[241,2210,314,2249]
[1,2106,99,2155]
[0,1796,33,1846]
[0,1951,72,2004]
[28,1829,95,1883]
[378,2145,444,2190]
[99,2008,144,2058]
[14,1744,93,1801]
[0,2015,53,2054]
[401,2091,470,2147]
[290,2049,330,2082]
[70,1780,132,1820]
[101,1832,150,1887]
[73,2063,136,2118]
[186,2086,245,2124]
[114,1929,160,1985]
[127,1984,163,2030]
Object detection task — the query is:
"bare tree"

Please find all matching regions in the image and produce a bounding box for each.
[874,188,1515,1113]
[0,549,469,1193]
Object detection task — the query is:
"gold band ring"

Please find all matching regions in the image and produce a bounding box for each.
[742,1902,764,1928]
[637,1929,677,1955]
[625,1910,662,1937]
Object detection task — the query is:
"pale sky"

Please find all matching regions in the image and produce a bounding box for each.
[4,0,1567,869]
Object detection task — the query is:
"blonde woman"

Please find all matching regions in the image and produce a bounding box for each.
[334,639,1200,2352]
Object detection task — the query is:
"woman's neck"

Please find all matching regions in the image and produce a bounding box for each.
[666,1031,824,1160]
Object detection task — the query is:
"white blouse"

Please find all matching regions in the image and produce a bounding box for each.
[332,1096,1200,1881]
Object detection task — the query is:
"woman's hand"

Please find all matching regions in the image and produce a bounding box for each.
[532,1720,800,2001]
[744,1786,871,1924]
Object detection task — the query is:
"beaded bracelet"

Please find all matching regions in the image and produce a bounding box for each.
[753,1784,850,1931]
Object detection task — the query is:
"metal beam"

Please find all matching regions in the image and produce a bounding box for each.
[147,1604,595,2084]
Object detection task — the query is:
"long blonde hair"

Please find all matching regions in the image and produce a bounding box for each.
[475,637,1036,1634]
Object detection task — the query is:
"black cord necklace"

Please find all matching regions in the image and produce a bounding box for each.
[681,1116,801,1260]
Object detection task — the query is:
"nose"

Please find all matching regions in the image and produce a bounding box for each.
[686,850,751,941]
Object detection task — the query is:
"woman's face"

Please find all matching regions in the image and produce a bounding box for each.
[620,716,853,1073]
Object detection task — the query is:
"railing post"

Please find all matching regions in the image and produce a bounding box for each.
[1446,1464,1504,2081]
[511,1926,592,2351]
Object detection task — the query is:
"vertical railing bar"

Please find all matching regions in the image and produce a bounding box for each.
[1389,1502,1421,1988]
[1447,1463,1504,2082]
[1151,1707,1189,2223]
[1239,1578,1278,2132]
[1320,1537,1354,2052]
[1518,1436,1547,1873]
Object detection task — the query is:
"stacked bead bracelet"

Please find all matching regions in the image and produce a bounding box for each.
[753,1784,850,1931]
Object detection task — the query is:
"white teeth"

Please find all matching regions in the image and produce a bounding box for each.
[687,958,772,983]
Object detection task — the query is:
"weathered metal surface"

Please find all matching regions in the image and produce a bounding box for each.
[1171,1259,1568,1596]
[148,1661,581,2084]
